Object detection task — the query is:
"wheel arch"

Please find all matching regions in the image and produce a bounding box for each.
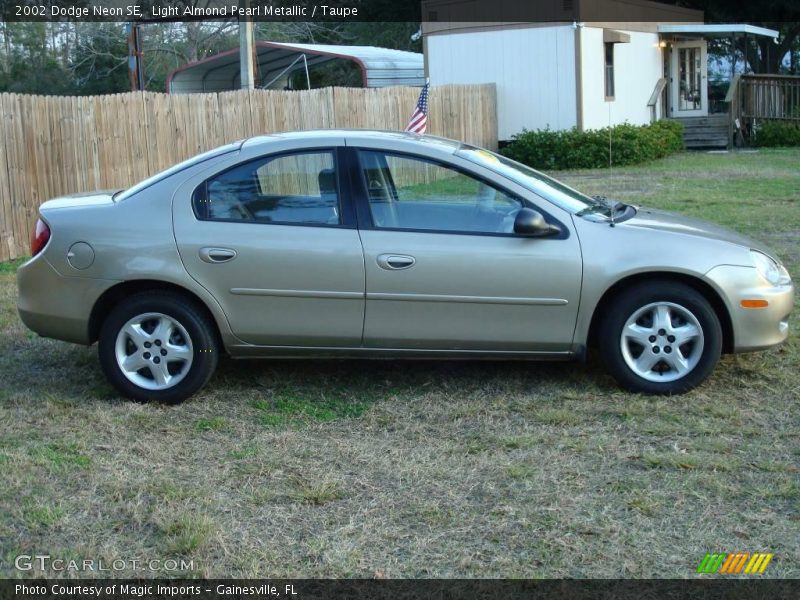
[88,279,225,352]
[587,272,734,354]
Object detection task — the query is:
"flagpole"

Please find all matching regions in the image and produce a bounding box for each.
[426,78,430,132]
[425,77,430,134]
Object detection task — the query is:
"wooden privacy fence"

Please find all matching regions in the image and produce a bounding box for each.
[0,84,497,262]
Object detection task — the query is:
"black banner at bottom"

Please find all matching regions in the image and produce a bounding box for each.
[2,579,800,600]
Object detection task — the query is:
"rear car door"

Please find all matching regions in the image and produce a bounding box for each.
[173,144,365,347]
[352,148,582,352]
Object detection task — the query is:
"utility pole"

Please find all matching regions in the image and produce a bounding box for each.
[127,22,144,91]
[239,0,255,89]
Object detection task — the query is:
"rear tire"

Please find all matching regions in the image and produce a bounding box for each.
[598,282,722,394]
[98,291,218,404]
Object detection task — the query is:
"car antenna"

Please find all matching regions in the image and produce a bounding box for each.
[608,104,614,228]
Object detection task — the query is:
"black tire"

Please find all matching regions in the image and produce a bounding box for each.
[598,281,722,394]
[98,291,219,404]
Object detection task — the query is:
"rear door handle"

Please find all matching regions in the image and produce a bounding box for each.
[199,247,237,263]
[377,254,415,270]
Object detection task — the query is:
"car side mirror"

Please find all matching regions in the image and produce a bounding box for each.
[513,208,561,237]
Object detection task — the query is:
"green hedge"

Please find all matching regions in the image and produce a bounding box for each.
[500,120,684,170]
[753,121,800,147]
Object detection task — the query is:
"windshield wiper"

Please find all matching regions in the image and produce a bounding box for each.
[577,196,627,226]
[577,195,611,216]
[576,204,607,217]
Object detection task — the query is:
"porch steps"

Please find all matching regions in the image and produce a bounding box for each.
[673,115,730,150]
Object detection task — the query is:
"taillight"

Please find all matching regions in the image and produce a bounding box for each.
[31,218,51,257]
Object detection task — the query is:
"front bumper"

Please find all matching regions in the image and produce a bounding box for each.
[17,255,117,345]
[705,265,794,353]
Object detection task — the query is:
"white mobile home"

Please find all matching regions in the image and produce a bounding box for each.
[422,0,777,147]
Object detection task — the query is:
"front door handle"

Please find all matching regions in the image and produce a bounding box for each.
[377,254,415,270]
[199,247,237,263]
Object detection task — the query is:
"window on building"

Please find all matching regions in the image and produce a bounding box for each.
[604,42,615,99]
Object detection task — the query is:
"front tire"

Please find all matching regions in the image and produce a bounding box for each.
[598,282,722,394]
[98,292,218,404]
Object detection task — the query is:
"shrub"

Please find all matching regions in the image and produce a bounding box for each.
[500,120,684,170]
[753,121,800,147]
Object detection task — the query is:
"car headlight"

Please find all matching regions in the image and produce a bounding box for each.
[751,250,792,286]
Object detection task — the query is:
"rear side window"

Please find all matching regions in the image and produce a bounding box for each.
[193,150,340,225]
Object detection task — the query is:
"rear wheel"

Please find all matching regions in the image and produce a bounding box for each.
[98,292,218,403]
[598,282,722,394]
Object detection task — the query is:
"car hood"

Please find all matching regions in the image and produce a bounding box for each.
[39,190,120,211]
[624,207,775,257]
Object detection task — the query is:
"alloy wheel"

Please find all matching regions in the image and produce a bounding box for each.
[114,312,194,390]
[619,301,704,383]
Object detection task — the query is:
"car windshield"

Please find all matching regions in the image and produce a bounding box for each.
[456,145,605,214]
[114,142,242,202]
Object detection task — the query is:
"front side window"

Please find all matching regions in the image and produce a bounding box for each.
[193,150,340,225]
[358,150,522,234]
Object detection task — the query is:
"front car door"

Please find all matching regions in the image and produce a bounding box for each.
[173,141,365,348]
[350,145,582,353]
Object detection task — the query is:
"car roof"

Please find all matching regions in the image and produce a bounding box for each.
[240,129,464,153]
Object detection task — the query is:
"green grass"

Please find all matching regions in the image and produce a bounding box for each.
[288,477,345,506]
[29,442,92,470]
[23,503,64,529]
[159,515,215,556]
[505,463,537,480]
[250,388,371,429]
[0,149,798,578]
[194,417,226,432]
[0,257,26,273]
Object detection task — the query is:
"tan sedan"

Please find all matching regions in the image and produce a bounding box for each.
[17,131,794,403]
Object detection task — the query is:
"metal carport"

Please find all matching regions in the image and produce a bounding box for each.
[167,41,424,93]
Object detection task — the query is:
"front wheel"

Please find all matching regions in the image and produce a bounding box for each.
[598,282,722,394]
[98,292,219,404]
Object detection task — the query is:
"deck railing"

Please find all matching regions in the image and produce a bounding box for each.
[647,77,667,123]
[726,74,800,147]
[740,74,800,121]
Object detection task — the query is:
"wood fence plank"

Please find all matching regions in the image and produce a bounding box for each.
[0,95,16,261]
[0,85,497,261]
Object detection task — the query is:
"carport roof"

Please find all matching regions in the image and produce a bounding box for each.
[167,41,425,93]
[658,24,779,39]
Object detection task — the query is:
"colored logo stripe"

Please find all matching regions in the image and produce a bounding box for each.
[722,553,749,574]
[697,553,726,573]
[745,553,773,574]
[697,553,773,574]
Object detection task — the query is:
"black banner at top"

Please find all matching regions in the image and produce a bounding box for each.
[2,0,799,25]
[0,0,713,23]
[6,0,410,22]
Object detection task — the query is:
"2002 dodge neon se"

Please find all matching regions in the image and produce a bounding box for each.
[17,130,794,403]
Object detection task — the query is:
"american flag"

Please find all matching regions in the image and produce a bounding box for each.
[405,82,429,134]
